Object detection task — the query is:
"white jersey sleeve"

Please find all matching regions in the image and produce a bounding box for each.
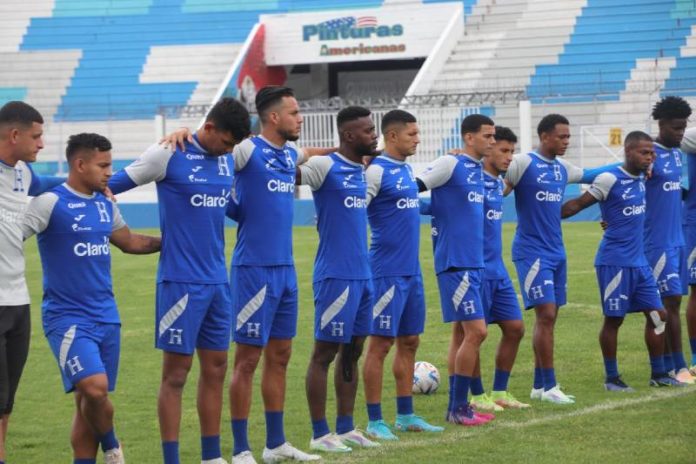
[365,164,384,206]
[587,172,617,202]
[124,143,173,185]
[233,138,255,171]
[504,153,532,187]
[418,155,458,190]
[682,127,696,155]
[558,158,585,184]
[21,192,59,239]
[110,200,126,231]
[288,141,306,165]
[298,155,334,191]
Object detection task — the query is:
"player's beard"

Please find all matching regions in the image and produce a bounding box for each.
[278,127,300,142]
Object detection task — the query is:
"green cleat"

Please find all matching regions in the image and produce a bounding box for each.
[470,393,504,411]
[490,391,531,409]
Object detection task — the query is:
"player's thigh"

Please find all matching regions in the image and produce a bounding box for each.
[313,278,366,343]
[646,247,685,297]
[370,276,407,338]
[488,277,523,324]
[631,266,665,313]
[156,281,215,355]
[436,268,485,323]
[595,265,631,317]
[97,323,120,392]
[552,258,568,307]
[46,324,107,393]
[268,266,299,342]
[397,274,426,337]
[232,266,282,347]
[197,283,233,352]
[513,257,558,309]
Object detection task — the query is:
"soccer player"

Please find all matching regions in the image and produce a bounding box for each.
[0,101,64,463]
[21,133,161,464]
[682,127,696,374]
[361,109,443,440]
[645,96,694,385]
[469,126,529,410]
[560,131,670,390]
[417,114,495,426]
[299,106,381,452]
[109,98,250,464]
[504,114,612,404]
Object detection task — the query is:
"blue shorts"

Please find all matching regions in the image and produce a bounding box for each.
[436,268,485,323]
[46,323,120,393]
[682,225,696,286]
[314,278,372,343]
[595,265,664,317]
[645,247,687,297]
[481,276,523,324]
[232,265,298,347]
[156,281,232,354]
[370,275,426,337]
[513,256,567,309]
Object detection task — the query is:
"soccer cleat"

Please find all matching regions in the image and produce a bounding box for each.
[366,420,398,440]
[446,405,492,426]
[604,377,635,392]
[309,433,352,453]
[104,445,125,464]
[690,365,696,377]
[530,387,544,400]
[673,368,695,385]
[337,429,381,448]
[490,391,531,409]
[202,459,229,464]
[394,414,444,433]
[470,393,504,412]
[541,385,576,404]
[232,452,257,464]
[650,375,688,387]
[262,442,321,463]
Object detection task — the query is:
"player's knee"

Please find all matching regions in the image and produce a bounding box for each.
[465,325,488,345]
[77,378,108,404]
[201,358,228,382]
[398,335,420,354]
[311,345,338,367]
[368,337,394,359]
[162,365,191,390]
[503,321,525,341]
[267,344,292,371]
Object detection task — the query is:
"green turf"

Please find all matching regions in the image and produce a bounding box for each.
[13,223,696,462]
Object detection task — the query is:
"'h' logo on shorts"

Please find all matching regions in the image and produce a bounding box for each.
[378,315,391,330]
[246,322,261,338]
[331,321,344,338]
[168,328,183,345]
[66,356,84,376]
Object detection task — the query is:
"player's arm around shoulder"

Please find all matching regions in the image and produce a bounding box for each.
[365,163,384,205]
[296,154,333,189]
[502,152,530,195]
[109,143,173,194]
[21,191,59,239]
[561,171,613,218]
[416,154,458,192]
[108,201,161,254]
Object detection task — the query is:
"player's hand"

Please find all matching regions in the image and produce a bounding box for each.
[103,187,116,202]
[448,148,466,155]
[160,127,193,151]
[600,220,608,230]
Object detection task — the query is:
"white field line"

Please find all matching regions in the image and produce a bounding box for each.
[337,388,695,462]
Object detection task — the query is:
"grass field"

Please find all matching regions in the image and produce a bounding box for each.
[13,222,695,463]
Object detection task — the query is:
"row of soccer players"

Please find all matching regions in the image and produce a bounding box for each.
[3,89,695,464]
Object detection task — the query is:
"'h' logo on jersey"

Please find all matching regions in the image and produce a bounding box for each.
[218,156,231,177]
[553,164,562,181]
[95,201,110,223]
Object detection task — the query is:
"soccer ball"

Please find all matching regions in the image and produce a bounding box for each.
[412,361,440,394]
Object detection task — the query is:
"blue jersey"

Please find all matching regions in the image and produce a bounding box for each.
[299,153,371,282]
[230,136,304,267]
[366,154,420,278]
[21,184,126,331]
[681,130,696,225]
[506,152,584,261]
[644,143,684,250]
[483,171,507,279]
[587,167,648,267]
[419,154,484,274]
[109,137,233,284]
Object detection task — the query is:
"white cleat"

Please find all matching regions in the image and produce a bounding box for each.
[541,385,576,404]
[530,387,544,400]
[262,442,321,463]
[104,445,125,464]
[309,433,352,453]
[232,451,257,464]
[337,429,381,448]
[203,459,229,464]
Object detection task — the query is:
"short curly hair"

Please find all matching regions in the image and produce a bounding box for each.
[651,96,692,121]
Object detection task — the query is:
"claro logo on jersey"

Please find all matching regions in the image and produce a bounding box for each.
[663,181,680,192]
[535,189,563,202]
[344,195,367,208]
[74,236,110,257]
[396,197,419,209]
[267,179,295,193]
[623,204,646,216]
[190,189,230,207]
[486,209,503,220]
[468,191,484,203]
